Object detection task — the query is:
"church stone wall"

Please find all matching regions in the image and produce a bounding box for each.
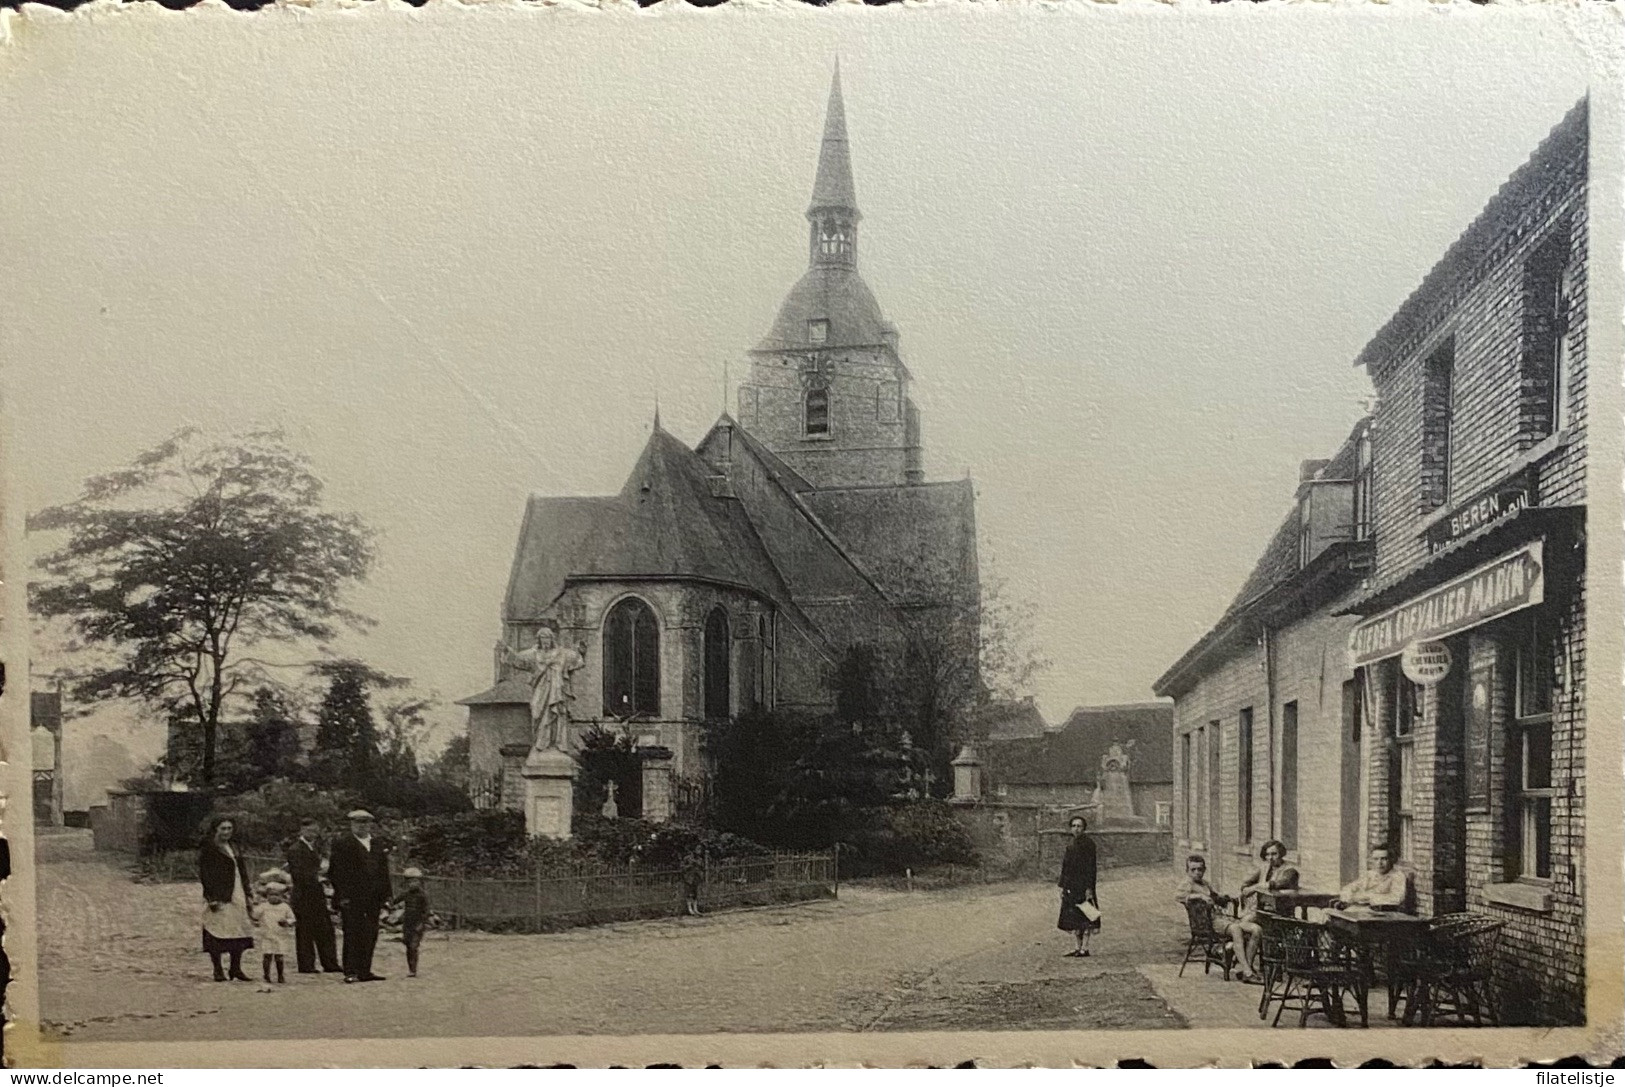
[738,347,911,489]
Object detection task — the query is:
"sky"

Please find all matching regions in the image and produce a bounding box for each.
[0,3,1594,783]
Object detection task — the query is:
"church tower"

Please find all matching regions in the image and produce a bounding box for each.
[737,65,925,490]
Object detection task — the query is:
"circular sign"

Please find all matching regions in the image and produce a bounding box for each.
[1401,640,1453,686]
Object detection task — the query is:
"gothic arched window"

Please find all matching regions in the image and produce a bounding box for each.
[704,607,731,721]
[602,597,659,719]
[805,386,830,437]
[755,614,775,710]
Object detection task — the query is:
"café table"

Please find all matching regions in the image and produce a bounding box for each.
[1259,889,1339,919]
[1324,907,1432,1025]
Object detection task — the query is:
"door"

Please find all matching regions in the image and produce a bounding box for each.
[1432,636,1470,914]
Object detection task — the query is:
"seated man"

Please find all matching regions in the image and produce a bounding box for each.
[1230,838,1299,981]
[1175,853,1236,964]
[1334,844,1416,912]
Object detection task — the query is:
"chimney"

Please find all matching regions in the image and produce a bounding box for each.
[1299,459,1331,483]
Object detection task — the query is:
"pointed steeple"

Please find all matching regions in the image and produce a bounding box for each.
[806,63,860,270]
[809,61,858,215]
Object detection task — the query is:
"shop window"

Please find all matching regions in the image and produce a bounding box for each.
[1389,673,1421,864]
[1510,618,1557,881]
[805,386,830,437]
[1353,429,1374,542]
[1419,342,1456,511]
[1238,707,1254,844]
[602,597,660,719]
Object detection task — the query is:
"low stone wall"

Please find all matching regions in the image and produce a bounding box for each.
[953,800,1172,876]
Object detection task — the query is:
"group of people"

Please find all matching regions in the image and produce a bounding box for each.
[198,809,430,987]
[1176,840,1418,981]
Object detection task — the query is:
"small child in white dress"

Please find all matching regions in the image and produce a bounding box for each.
[253,881,296,986]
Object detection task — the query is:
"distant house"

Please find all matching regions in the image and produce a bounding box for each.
[982,702,1174,826]
[31,692,62,826]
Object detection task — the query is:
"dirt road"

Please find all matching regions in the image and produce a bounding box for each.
[37,831,1190,1041]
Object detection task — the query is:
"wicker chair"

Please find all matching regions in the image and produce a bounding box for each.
[1416,915,1504,1027]
[1179,898,1234,980]
[1265,915,1364,1027]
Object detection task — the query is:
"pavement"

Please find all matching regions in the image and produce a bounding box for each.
[34,830,1302,1041]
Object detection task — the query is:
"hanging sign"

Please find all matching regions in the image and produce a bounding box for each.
[1349,540,1545,667]
[1401,640,1452,686]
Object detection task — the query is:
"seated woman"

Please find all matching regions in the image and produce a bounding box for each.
[1228,839,1299,982]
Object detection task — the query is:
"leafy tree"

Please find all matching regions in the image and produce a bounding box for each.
[309,660,401,789]
[28,428,374,785]
[426,734,471,791]
[377,694,434,781]
[243,686,304,780]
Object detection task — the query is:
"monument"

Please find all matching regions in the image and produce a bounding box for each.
[1094,740,1149,828]
[501,624,586,838]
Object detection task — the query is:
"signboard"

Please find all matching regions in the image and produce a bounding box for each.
[1465,661,1494,813]
[1423,469,1534,553]
[1401,640,1452,686]
[1349,540,1545,667]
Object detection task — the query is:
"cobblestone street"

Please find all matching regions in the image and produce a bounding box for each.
[38,832,1200,1041]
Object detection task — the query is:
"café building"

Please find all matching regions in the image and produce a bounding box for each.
[1336,98,1588,1025]
[1154,422,1372,900]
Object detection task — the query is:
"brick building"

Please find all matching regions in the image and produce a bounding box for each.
[1335,99,1589,1025]
[1154,425,1373,897]
[459,69,979,809]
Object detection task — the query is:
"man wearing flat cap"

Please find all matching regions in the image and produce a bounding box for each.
[326,810,392,983]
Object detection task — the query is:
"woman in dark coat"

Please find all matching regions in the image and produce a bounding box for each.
[198,814,256,982]
[1057,814,1099,957]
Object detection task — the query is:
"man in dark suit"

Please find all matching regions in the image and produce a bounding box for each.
[326,810,392,983]
[285,817,341,974]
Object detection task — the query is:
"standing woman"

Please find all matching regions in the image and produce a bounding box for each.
[1057,815,1100,958]
[198,815,256,982]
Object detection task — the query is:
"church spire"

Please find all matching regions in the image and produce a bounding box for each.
[807,63,860,269]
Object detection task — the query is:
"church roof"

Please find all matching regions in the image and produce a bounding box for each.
[504,427,794,620]
[809,63,858,214]
[802,479,978,606]
[755,265,891,353]
[456,677,531,706]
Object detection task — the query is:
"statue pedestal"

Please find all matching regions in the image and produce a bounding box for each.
[521,747,578,839]
[639,746,675,824]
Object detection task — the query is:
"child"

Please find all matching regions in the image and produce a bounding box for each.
[253,881,296,986]
[680,849,703,917]
[397,867,429,978]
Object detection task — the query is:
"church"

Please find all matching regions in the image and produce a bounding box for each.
[460,69,981,814]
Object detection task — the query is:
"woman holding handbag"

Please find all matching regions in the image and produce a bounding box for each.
[1056,815,1100,957]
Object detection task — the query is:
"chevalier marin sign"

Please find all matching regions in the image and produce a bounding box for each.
[1348,540,1545,667]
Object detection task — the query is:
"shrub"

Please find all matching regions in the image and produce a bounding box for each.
[395,809,532,876]
[843,799,979,876]
[219,780,364,851]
